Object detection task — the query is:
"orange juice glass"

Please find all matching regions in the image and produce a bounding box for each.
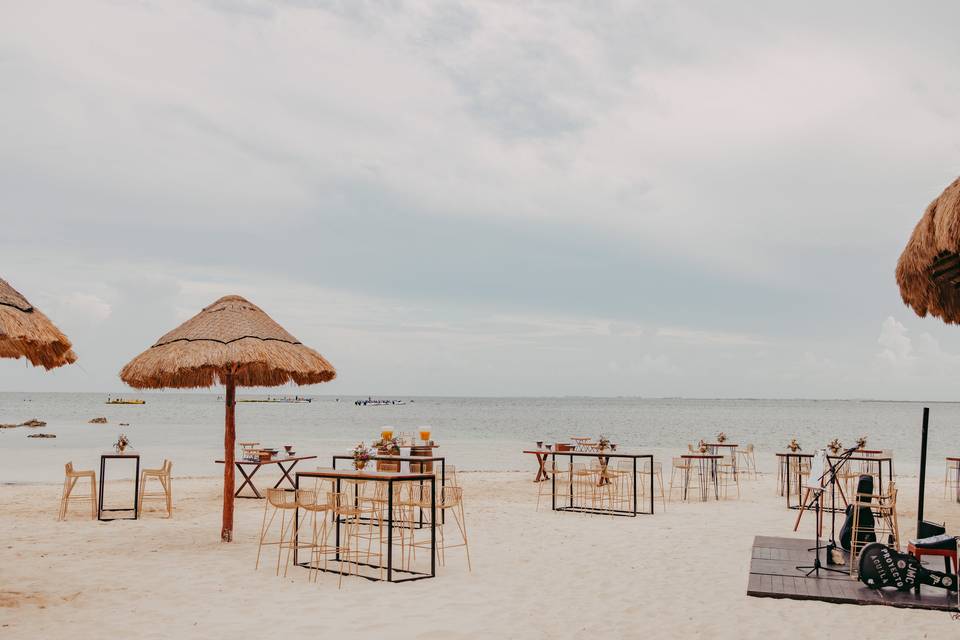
[419,429,431,442]
[382,428,394,440]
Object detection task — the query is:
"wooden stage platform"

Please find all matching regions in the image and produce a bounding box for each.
[747,536,958,611]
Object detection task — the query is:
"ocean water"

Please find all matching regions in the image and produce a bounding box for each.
[1,392,958,483]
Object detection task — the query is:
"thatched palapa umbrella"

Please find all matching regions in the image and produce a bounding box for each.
[0,277,77,369]
[896,175,960,529]
[119,295,336,542]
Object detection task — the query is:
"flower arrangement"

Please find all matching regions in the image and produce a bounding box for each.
[374,436,400,454]
[114,433,130,454]
[597,435,610,451]
[787,438,801,452]
[352,442,371,470]
[827,438,842,455]
[716,432,727,443]
[855,436,867,449]
[698,439,709,453]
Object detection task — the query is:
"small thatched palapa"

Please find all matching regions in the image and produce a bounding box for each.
[0,277,77,369]
[119,295,336,542]
[120,295,336,389]
[896,177,960,323]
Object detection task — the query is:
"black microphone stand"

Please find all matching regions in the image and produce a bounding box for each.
[796,446,859,577]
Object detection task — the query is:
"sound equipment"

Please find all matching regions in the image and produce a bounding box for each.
[858,542,957,592]
[839,474,875,551]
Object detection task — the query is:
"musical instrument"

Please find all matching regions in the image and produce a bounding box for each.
[858,542,957,592]
[839,474,875,551]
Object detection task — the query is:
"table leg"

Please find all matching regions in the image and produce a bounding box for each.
[98,456,106,520]
[235,463,263,498]
[134,456,141,519]
[274,460,300,489]
[712,460,719,500]
[293,474,301,567]
[534,453,549,482]
[785,458,792,508]
[430,476,436,578]
[387,479,394,582]
[551,453,557,511]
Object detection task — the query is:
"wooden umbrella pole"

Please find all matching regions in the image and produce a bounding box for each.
[222,373,236,542]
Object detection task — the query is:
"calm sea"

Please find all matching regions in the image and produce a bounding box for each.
[1,392,957,483]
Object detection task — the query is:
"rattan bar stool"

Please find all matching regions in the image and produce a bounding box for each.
[849,481,901,577]
[945,458,960,498]
[295,487,334,583]
[408,485,471,571]
[328,490,365,588]
[536,460,570,511]
[717,453,740,499]
[255,488,299,576]
[668,457,692,502]
[58,462,97,520]
[137,459,173,518]
[736,444,758,479]
[640,459,666,511]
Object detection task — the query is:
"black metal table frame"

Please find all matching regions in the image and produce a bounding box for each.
[332,454,446,526]
[98,453,140,521]
[550,451,655,517]
[218,456,318,499]
[781,453,894,512]
[293,470,436,583]
[682,455,721,502]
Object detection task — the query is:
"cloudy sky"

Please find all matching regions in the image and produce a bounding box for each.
[3,1,960,398]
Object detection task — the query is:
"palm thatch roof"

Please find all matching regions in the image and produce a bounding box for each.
[0,277,77,369]
[119,295,336,388]
[896,177,960,323]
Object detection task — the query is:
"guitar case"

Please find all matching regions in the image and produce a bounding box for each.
[839,474,875,551]
[858,542,957,592]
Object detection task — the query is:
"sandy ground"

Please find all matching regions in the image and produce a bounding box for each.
[2,467,959,639]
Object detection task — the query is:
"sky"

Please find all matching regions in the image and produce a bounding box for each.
[3,1,960,399]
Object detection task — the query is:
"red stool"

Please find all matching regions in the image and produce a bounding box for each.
[907,542,958,574]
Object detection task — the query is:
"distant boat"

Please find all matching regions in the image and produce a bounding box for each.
[238,396,312,404]
[355,397,406,406]
[106,397,145,405]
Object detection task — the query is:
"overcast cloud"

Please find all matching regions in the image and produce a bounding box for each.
[3,1,960,399]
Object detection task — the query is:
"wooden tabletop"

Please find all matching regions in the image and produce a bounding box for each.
[774,452,892,462]
[682,453,723,459]
[706,443,738,447]
[215,455,317,465]
[333,454,444,462]
[522,449,648,458]
[296,468,435,481]
[947,457,960,462]
[101,451,140,458]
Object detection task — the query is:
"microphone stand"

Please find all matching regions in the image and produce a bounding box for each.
[796,446,858,577]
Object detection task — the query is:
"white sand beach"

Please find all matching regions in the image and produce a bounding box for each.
[2,468,958,639]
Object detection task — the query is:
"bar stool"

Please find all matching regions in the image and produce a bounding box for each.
[944,458,960,498]
[137,459,173,518]
[295,487,334,583]
[536,460,570,511]
[58,462,97,520]
[668,457,692,502]
[717,452,740,499]
[409,485,471,571]
[328,491,366,587]
[849,482,900,577]
[255,488,299,576]
[736,444,758,479]
[640,460,666,511]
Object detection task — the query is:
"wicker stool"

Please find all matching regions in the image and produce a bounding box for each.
[58,462,97,520]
